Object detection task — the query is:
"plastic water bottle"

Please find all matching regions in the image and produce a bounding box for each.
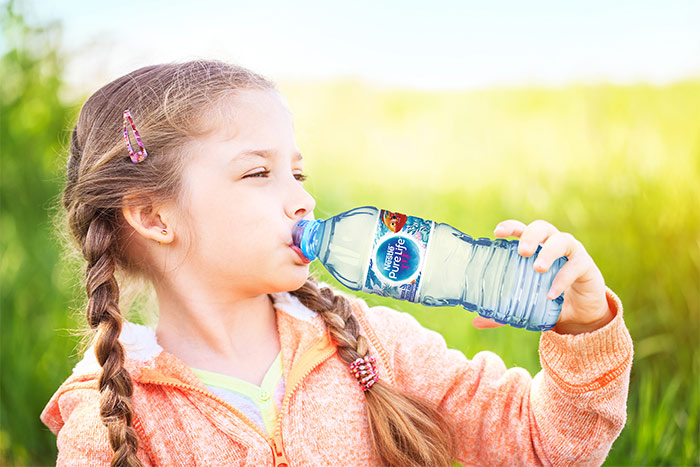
[292,206,567,331]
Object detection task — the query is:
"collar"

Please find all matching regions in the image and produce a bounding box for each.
[71,290,327,378]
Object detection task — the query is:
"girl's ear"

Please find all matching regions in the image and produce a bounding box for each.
[121,199,175,245]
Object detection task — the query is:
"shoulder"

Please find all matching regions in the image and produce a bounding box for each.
[41,374,101,434]
[351,296,449,355]
[349,296,473,381]
[348,296,524,410]
[41,372,156,465]
[41,321,162,441]
[40,378,116,464]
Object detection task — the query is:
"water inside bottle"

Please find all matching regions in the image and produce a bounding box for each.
[317,207,377,290]
[313,207,565,331]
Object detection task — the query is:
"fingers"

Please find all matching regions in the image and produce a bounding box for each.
[472,315,506,329]
[494,220,586,293]
[494,219,560,257]
[493,219,527,238]
[544,246,594,299]
[533,232,580,273]
[545,257,579,299]
[518,220,560,257]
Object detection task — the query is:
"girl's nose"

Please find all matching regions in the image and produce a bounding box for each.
[286,179,316,220]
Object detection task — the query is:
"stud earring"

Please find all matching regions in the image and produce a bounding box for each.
[159,229,167,245]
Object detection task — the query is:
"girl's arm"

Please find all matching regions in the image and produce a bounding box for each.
[357,219,632,465]
[360,290,632,466]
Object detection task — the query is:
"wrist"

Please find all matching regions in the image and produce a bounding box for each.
[553,305,615,335]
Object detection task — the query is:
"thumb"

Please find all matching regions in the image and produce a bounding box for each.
[472,315,506,329]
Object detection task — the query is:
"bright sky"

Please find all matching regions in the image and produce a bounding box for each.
[27,0,700,91]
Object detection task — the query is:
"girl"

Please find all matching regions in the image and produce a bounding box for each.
[41,60,632,466]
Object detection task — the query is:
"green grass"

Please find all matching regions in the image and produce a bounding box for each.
[2,5,699,465]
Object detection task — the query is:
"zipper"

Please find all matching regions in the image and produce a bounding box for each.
[132,414,156,464]
[138,373,269,440]
[272,332,337,466]
[140,375,285,464]
[270,432,290,467]
[138,333,336,466]
[352,305,394,385]
[133,375,294,466]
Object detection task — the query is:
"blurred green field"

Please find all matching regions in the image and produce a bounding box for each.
[2,5,699,466]
[288,80,700,466]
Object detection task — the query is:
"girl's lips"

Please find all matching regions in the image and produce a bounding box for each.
[290,244,312,264]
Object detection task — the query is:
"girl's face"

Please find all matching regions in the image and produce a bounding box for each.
[174,89,315,296]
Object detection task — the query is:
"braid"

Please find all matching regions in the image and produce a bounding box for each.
[83,213,141,467]
[291,278,457,467]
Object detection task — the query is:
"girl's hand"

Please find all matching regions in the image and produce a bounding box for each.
[471,220,614,335]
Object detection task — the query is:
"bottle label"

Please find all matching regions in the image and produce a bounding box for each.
[361,210,434,302]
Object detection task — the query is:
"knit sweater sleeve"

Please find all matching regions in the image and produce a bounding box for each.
[41,385,154,466]
[359,287,633,466]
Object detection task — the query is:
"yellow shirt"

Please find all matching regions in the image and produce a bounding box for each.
[191,351,285,436]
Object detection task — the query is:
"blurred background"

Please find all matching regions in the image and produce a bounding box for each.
[1,0,698,465]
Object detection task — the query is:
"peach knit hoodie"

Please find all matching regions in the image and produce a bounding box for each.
[41,287,633,466]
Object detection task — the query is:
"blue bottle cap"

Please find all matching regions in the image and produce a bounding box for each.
[292,219,320,261]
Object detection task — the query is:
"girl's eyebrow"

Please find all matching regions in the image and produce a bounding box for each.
[232,149,303,162]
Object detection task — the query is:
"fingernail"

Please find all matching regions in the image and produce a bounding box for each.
[519,242,531,253]
[535,259,545,269]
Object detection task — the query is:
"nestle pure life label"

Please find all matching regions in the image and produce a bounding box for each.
[361,210,434,302]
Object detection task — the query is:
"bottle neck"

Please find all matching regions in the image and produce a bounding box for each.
[292,219,322,261]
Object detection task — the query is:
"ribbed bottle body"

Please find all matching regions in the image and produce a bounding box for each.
[418,224,565,331]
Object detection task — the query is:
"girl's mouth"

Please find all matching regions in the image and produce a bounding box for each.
[290,244,312,264]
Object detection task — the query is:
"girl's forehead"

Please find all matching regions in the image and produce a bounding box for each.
[187,89,297,159]
[222,89,289,119]
[201,89,292,138]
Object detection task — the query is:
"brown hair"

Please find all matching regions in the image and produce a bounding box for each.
[63,60,456,466]
[290,278,457,466]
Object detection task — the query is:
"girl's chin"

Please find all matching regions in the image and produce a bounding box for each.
[290,270,311,289]
[270,270,311,294]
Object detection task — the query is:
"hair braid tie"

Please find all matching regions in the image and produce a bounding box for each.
[350,355,380,391]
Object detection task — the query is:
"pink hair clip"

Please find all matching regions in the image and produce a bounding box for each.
[349,355,379,391]
[123,109,148,163]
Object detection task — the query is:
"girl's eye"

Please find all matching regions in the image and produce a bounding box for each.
[244,170,270,178]
[243,170,308,182]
